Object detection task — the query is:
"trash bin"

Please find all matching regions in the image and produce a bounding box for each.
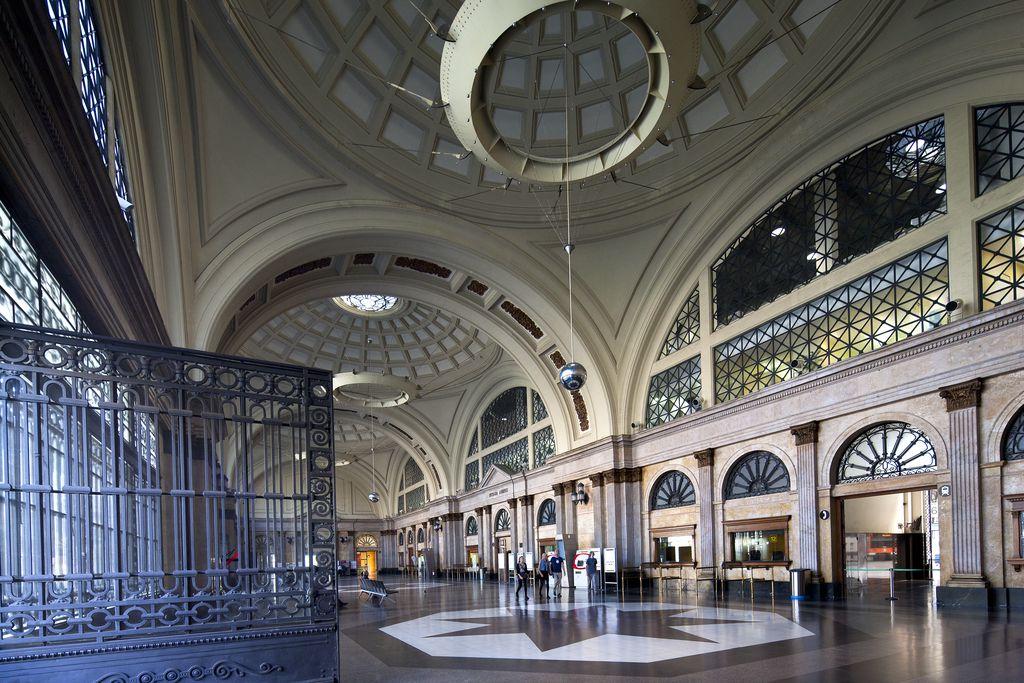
[789,568,809,600]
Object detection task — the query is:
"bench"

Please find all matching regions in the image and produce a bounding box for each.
[358,577,395,607]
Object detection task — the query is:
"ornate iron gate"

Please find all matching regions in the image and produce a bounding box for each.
[0,323,338,681]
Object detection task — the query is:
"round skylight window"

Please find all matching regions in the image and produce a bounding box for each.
[333,294,400,314]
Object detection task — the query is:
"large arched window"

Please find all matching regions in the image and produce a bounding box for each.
[396,458,427,515]
[355,534,377,549]
[1005,408,1024,461]
[463,387,555,490]
[837,422,937,483]
[465,516,478,536]
[494,508,510,532]
[649,471,696,510]
[724,452,791,500]
[537,499,556,526]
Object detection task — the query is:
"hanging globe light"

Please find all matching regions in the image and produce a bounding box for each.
[367,491,380,503]
[558,361,587,392]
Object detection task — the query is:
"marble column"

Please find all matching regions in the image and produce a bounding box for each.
[590,472,606,550]
[508,498,520,558]
[791,421,820,575]
[694,449,715,574]
[940,379,987,586]
[429,517,442,569]
[480,506,492,575]
[380,529,397,572]
[520,495,534,555]
[554,481,579,589]
[604,468,643,569]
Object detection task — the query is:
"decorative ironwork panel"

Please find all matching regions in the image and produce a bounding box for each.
[1005,408,1024,461]
[532,425,555,467]
[537,499,556,526]
[465,516,478,536]
[0,323,337,652]
[403,457,424,486]
[660,286,700,358]
[78,0,107,157]
[405,485,426,511]
[646,355,701,427]
[531,390,548,423]
[468,428,478,457]
[46,0,71,64]
[724,452,790,500]
[355,534,377,548]
[482,436,528,477]
[464,459,479,490]
[979,198,1024,310]
[480,387,527,448]
[976,102,1024,196]
[494,508,510,531]
[650,471,696,510]
[397,493,405,514]
[838,422,937,483]
[714,240,949,402]
[712,117,946,327]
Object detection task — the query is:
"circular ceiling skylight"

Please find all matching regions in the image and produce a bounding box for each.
[334,294,400,314]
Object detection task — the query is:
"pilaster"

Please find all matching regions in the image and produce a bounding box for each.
[791,421,820,575]
[694,449,716,573]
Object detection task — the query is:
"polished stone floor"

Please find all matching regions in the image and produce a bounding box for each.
[338,576,1024,681]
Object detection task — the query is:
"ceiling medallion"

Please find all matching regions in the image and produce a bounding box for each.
[440,0,701,183]
[332,371,420,408]
[333,294,401,316]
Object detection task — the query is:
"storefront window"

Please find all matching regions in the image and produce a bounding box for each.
[731,529,787,562]
[654,535,694,563]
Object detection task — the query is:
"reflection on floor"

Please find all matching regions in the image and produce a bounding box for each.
[339,577,1024,681]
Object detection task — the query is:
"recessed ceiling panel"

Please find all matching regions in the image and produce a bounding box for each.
[712,0,760,55]
[737,42,788,98]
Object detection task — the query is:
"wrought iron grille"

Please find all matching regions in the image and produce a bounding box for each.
[724,451,790,500]
[480,387,527,448]
[481,436,528,478]
[649,471,695,510]
[660,286,699,358]
[465,516,478,536]
[837,422,937,483]
[1005,408,1024,461]
[532,426,555,467]
[712,116,946,328]
[979,198,1024,310]
[714,240,949,402]
[464,459,479,491]
[646,355,701,427]
[46,0,71,64]
[404,485,426,511]
[0,324,337,650]
[531,390,548,423]
[403,458,424,486]
[494,508,510,531]
[975,102,1024,196]
[537,499,556,526]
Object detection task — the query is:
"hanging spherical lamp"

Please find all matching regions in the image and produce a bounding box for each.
[558,361,587,392]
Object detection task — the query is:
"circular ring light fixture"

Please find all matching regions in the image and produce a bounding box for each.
[440,0,700,183]
[332,371,420,408]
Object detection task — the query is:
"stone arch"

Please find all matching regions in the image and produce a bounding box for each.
[715,443,795,500]
[822,411,949,487]
[986,389,1024,464]
[646,467,699,511]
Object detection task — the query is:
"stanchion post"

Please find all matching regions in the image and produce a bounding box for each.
[887,568,897,601]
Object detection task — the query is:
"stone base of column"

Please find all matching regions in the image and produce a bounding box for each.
[946,573,988,588]
[936,580,991,610]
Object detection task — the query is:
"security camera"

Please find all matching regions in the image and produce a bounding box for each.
[367,491,380,503]
[945,299,962,312]
[630,421,642,429]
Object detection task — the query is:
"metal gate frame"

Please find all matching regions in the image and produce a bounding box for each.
[0,323,339,681]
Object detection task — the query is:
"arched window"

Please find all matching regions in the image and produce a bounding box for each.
[724,451,791,500]
[466,516,478,536]
[494,508,510,531]
[355,534,377,549]
[1004,407,1024,461]
[838,422,937,483]
[397,458,427,515]
[398,531,404,546]
[650,471,696,510]
[537,499,556,526]
[463,387,554,490]
[416,528,425,544]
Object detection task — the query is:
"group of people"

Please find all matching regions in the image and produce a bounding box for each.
[513,550,600,601]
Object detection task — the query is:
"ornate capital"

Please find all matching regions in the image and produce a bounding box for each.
[474,507,484,517]
[518,495,531,507]
[380,529,397,536]
[939,379,982,412]
[507,498,518,510]
[790,421,819,446]
[552,482,566,496]
[590,472,605,487]
[442,512,462,522]
[693,448,714,468]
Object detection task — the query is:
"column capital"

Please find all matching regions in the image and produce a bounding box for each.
[380,529,397,536]
[441,512,462,523]
[589,471,605,487]
[790,421,819,446]
[507,498,518,509]
[474,506,484,517]
[693,448,714,468]
[939,379,982,412]
[552,482,566,496]
[601,467,642,484]
[518,495,532,507]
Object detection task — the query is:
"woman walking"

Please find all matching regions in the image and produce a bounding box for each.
[538,553,550,599]
[514,555,529,602]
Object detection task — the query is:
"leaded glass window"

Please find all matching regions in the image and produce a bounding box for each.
[397,494,405,514]
[78,0,107,156]
[417,528,425,543]
[1005,408,1024,461]
[113,123,135,238]
[481,387,528,447]
[660,286,699,357]
[837,422,937,483]
[646,356,701,427]
[532,390,548,422]
[976,102,1024,196]
[979,199,1024,309]
[47,0,71,64]
[398,457,427,514]
[712,117,946,327]
[714,240,949,402]
[537,499,556,526]
[403,458,424,486]
[482,437,528,477]
[724,452,790,500]
[533,426,555,466]
[494,508,511,531]
[464,459,480,490]
[466,516,479,536]
[649,471,696,510]
[398,531,405,545]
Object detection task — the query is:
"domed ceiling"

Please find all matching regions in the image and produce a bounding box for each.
[229,0,880,229]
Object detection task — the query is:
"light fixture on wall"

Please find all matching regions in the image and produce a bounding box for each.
[366,385,381,505]
[570,481,589,506]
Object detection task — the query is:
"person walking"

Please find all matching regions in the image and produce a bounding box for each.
[514,555,529,602]
[538,553,550,598]
[549,550,565,598]
[586,551,599,594]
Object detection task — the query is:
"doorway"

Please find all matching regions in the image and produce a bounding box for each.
[840,489,939,600]
[357,550,378,579]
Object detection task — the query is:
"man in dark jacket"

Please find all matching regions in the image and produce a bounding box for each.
[586,551,599,594]
[548,551,565,597]
[514,556,529,601]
